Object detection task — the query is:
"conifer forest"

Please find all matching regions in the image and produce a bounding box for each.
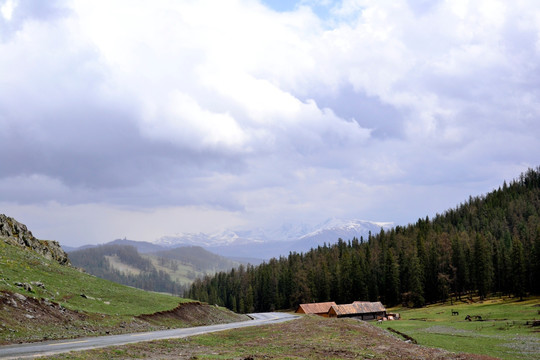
[188,168,540,313]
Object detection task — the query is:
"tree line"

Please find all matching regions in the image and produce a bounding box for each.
[187,167,540,312]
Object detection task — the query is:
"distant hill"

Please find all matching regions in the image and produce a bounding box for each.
[68,244,184,295]
[65,238,166,254]
[69,243,243,294]
[152,246,241,272]
[108,238,166,253]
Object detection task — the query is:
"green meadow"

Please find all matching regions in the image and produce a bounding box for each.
[1,241,210,344]
[0,241,184,316]
[381,297,540,360]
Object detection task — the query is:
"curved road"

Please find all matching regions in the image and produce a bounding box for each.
[0,312,298,359]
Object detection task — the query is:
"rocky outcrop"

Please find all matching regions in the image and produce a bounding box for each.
[0,214,70,265]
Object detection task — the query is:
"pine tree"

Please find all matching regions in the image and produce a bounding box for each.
[473,234,492,299]
[511,236,526,300]
[409,254,425,307]
[384,250,400,306]
[534,228,540,294]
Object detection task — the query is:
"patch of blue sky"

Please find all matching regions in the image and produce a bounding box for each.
[260,0,338,20]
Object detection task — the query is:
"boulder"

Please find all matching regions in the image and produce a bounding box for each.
[0,214,70,265]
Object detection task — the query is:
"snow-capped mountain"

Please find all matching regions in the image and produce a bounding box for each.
[154,219,393,259]
[297,219,393,243]
[158,230,252,248]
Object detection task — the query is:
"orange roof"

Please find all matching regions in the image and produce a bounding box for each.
[296,302,337,314]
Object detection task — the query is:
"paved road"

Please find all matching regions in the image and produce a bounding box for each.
[0,312,298,359]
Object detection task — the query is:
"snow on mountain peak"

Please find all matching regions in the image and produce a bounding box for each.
[154,218,393,248]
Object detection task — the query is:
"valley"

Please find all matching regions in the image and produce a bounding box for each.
[1,168,540,359]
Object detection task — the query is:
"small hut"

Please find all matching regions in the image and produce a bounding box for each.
[328,301,386,320]
[295,302,337,317]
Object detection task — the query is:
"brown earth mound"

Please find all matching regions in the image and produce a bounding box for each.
[138,301,248,326]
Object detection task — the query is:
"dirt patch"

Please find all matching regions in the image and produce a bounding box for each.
[0,290,87,323]
[0,290,155,344]
[0,290,91,344]
[138,301,248,326]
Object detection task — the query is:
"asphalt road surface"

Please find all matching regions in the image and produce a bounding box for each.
[0,312,299,359]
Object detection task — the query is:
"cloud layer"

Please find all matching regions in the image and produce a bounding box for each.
[1,0,539,245]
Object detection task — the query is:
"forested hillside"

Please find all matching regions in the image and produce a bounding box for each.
[188,168,540,313]
[153,246,240,272]
[70,244,184,295]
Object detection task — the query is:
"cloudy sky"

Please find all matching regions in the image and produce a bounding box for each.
[1,0,539,246]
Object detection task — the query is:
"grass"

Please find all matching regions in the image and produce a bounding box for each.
[143,254,207,286]
[40,315,488,360]
[1,241,244,344]
[0,241,185,316]
[381,297,540,360]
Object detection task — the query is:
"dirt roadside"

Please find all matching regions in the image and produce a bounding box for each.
[0,291,247,345]
[40,315,499,360]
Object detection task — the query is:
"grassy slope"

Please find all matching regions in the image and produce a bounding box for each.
[143,254,206,285]
[0,241,184,316]
[105,255,143,276]
[0,242,245,344]
[381,297,540,360]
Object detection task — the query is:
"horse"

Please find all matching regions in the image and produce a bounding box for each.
[451,310,459,316]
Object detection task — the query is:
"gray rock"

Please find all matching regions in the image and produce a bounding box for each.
[0,214,70,265]
[31,281,45,289]
[14,282,33,292]
[13,292,27,302]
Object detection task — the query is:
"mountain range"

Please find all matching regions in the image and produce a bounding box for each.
[154,219,393,259]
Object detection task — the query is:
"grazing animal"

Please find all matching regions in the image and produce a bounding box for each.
[451,310,459,316]
[465,315,472,321]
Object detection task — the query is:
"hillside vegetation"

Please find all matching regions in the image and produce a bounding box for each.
[188,167,540,312]
[69,244,242,295]
[0,236,246,344]
[153,246,241,273]
[69,244,185,295]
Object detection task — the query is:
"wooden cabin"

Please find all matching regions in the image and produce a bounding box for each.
[328,301,386,320]
[295,302,337,317]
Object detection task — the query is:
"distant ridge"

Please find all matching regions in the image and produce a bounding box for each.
[108,239,165,254]
[154,219,393,259]
[65,239,166,254]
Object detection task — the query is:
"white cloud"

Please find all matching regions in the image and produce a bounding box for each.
[1,0,16,21]
[1,0,539,244]
[141,91,248,151]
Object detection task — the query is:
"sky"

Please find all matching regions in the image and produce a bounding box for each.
[1,0,539,247]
